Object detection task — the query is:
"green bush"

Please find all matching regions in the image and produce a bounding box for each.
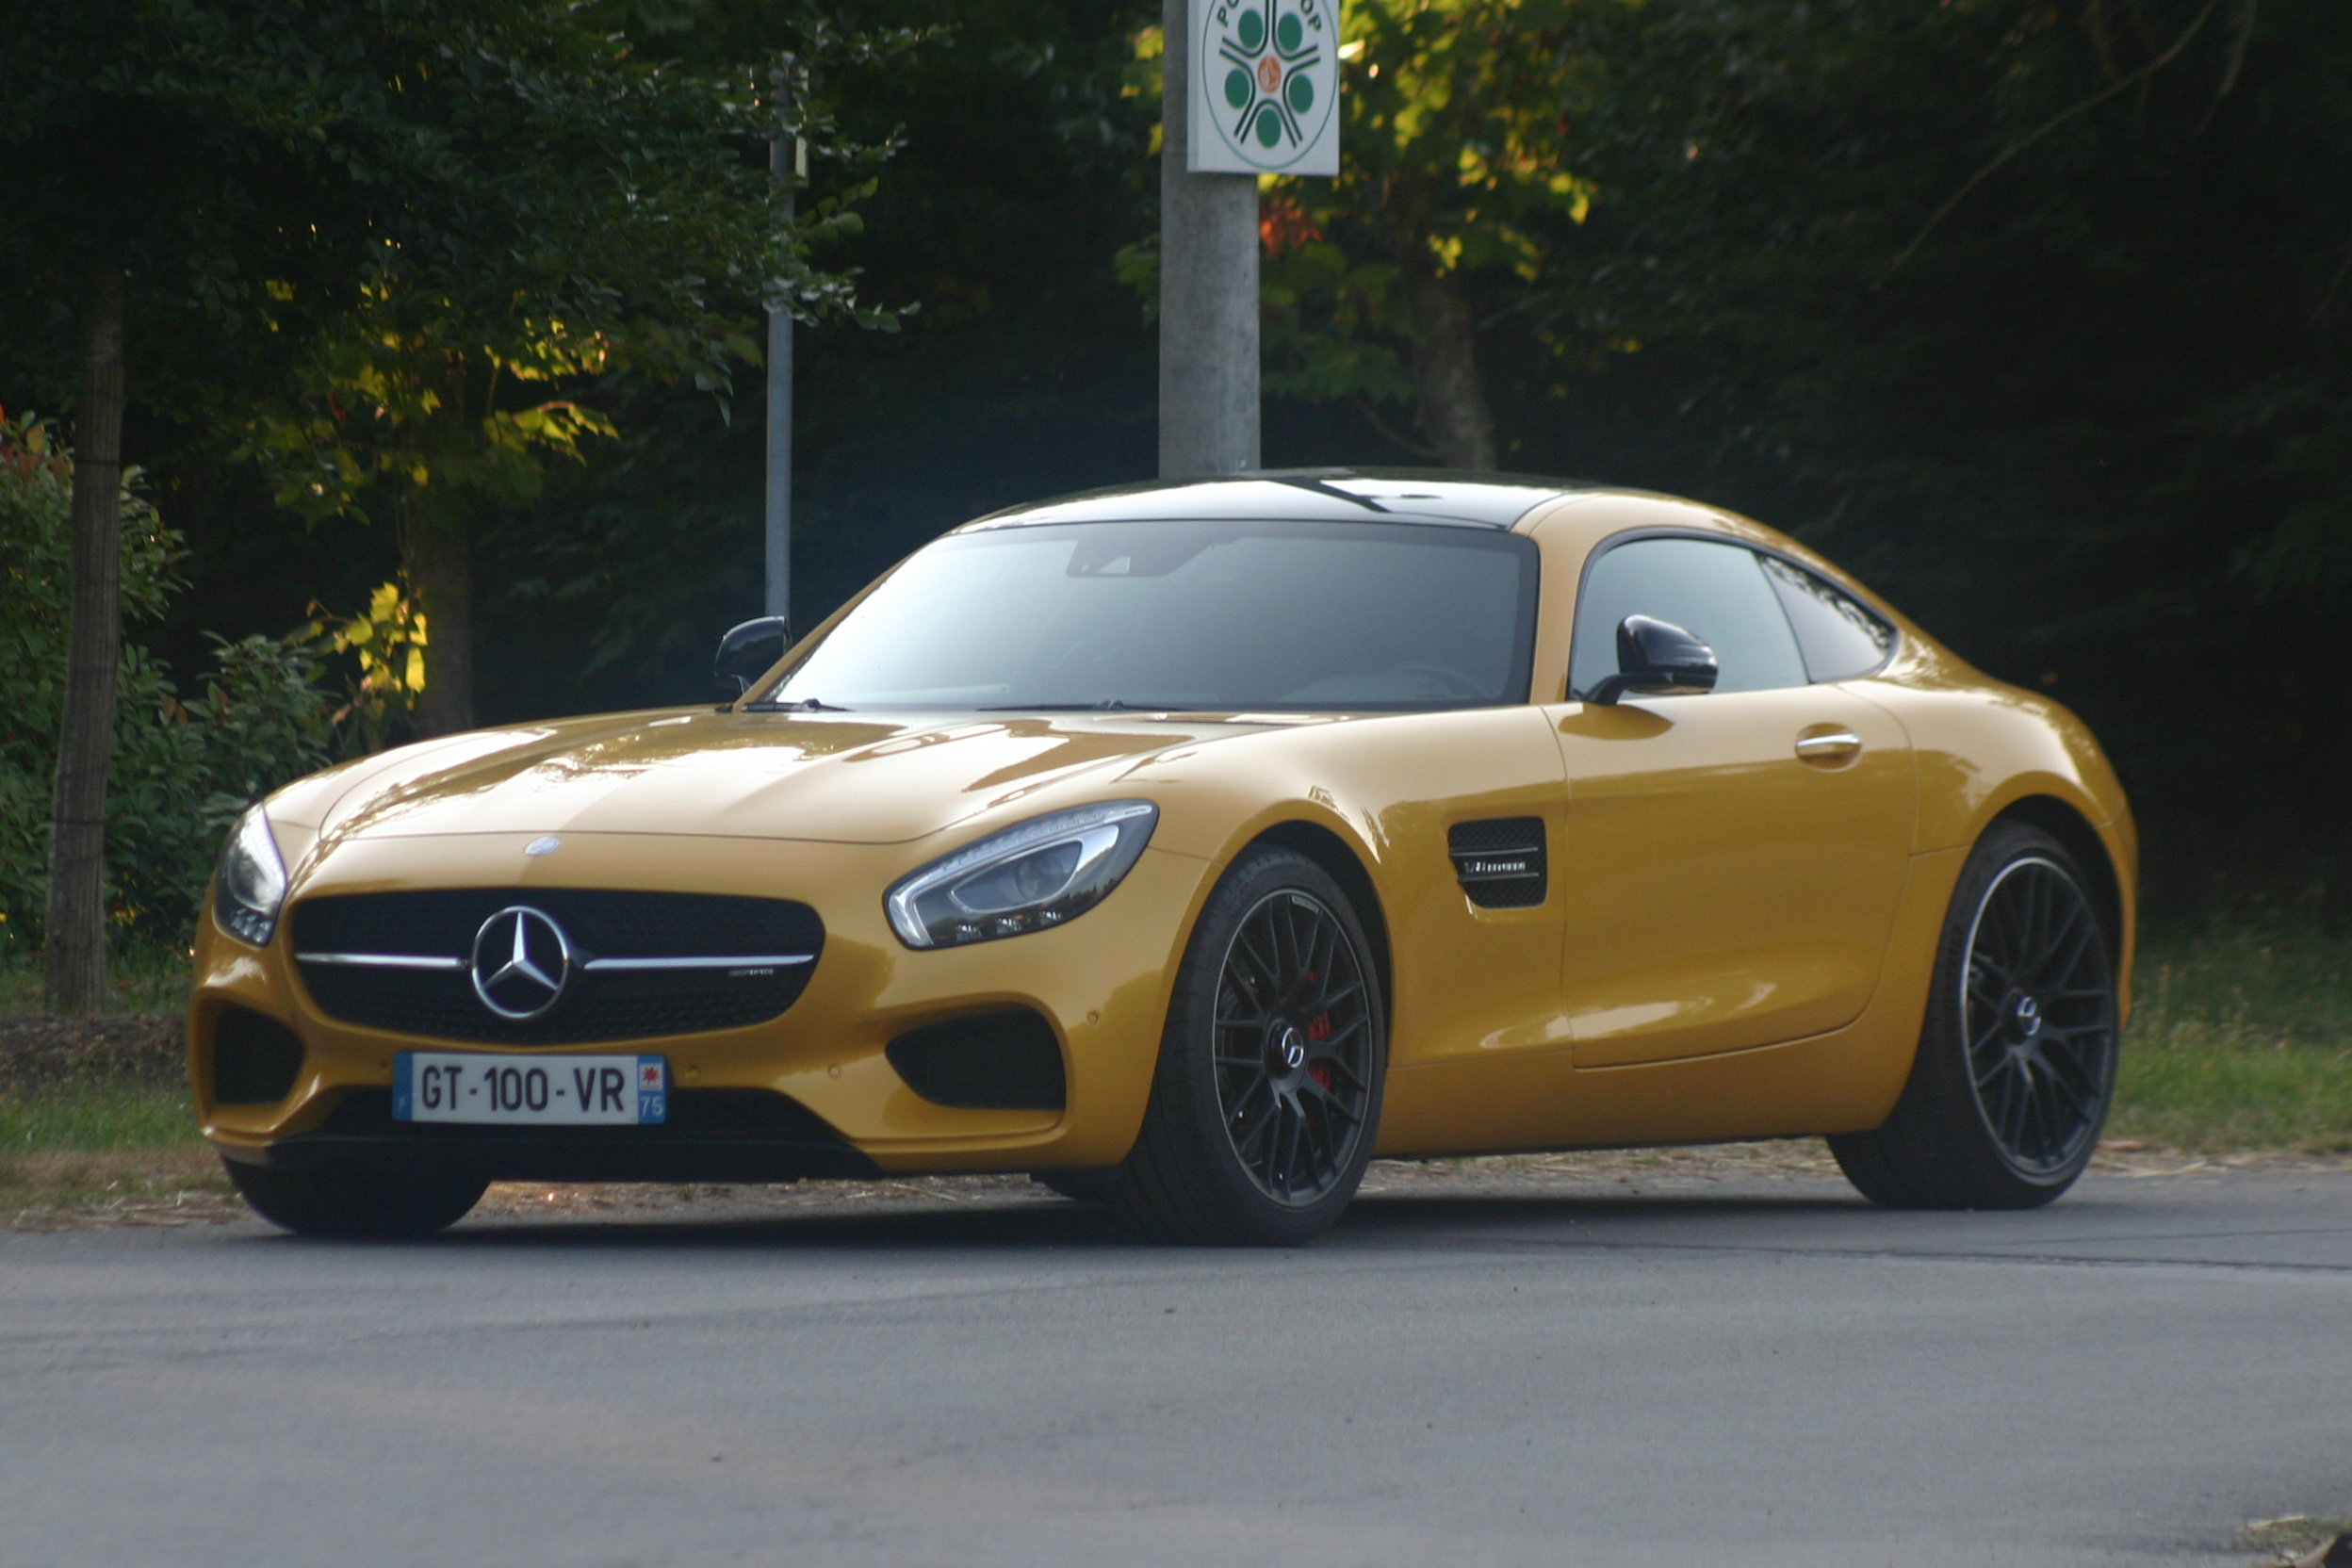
[0,409,334,957]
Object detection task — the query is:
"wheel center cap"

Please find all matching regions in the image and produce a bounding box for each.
[2012,993,2043,1035]
[1279,1025,1308,1071]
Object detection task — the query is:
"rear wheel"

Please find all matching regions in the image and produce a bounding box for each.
[225,1158,488,1238]
[1106,846,1386,1245]
[1831,821,2119,1209]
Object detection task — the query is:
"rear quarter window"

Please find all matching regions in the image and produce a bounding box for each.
[1759,557,1896,681]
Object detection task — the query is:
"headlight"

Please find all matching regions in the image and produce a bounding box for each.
[886,801,1158,949]
[213,805,288,948]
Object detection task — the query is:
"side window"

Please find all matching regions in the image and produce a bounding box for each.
[1568,536,1807,697]
[1758,557,1895,682]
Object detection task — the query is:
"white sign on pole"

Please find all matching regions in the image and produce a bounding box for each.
[1188,0,1339,176]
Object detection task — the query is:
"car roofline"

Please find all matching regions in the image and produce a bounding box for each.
[957,466,1606,533]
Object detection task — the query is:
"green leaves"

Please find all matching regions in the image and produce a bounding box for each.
[1261,241,1414,405]
[291,580,431,758]
[1139,0,1614,444]
[4,0,923,497]
[0,415,332,955]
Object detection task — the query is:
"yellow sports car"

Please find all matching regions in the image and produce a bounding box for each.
[192,470,2134,1243]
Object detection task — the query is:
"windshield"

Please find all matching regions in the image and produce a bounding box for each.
[763,519,1539,711]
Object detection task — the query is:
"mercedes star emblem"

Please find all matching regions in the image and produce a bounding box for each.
[470,906,574,1021]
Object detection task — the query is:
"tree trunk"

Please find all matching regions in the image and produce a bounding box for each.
[403,508,476,736]
[43,273,128,1014]
[1404,270,1499,470]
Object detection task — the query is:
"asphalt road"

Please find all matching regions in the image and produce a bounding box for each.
[4,1165,2348,1568]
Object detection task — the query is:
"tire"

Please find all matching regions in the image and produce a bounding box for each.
[1830,821,2120,1209]
[225,1158,488,1238]
[1104,846,1387,1245]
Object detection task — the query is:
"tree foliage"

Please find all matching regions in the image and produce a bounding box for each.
[4,0,2344,911]
[1503,0,2352,892]
[1,0,928,742]
[0,412,331,955]
[1,0,911,391]
[1259,0,1605,465]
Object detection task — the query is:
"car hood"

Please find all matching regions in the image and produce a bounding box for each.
[299,708,1236,849]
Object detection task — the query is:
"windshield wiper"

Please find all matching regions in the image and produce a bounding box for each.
[746,696,851,712]
[1270,476,1394,514]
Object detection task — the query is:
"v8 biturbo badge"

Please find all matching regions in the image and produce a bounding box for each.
[1190,0,1339,175]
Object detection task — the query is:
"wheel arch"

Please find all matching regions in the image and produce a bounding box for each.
[1986,793,2126,954]
[1246,820,1396,1025]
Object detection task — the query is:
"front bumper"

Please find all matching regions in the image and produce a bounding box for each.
[191,831,1213,1177]
[224,1086,884,1183]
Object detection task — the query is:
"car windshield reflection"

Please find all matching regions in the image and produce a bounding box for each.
[762,519,1541,712]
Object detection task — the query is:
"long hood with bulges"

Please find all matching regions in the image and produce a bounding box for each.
[287,708,1263,849]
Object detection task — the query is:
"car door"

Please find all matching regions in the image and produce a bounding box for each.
[1551,534,1914,1068]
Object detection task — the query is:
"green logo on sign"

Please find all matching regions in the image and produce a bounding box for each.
[1203,0,1336,171]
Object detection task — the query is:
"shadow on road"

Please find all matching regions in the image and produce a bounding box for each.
[231,1183,1878,1253]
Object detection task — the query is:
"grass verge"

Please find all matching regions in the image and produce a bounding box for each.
[2108,920,2352,1155]
[0,1081,233,1228]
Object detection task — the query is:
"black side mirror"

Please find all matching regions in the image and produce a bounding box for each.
[1591,615,1720,705]
[714,615,792,700]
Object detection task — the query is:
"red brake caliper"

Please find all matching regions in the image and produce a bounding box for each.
[1306,1011,1333,1088]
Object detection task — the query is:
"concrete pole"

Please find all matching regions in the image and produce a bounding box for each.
[1159,0,1260,478]
[764,127,798,622]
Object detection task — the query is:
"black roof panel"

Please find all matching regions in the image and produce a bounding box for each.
[961,467,1586,532]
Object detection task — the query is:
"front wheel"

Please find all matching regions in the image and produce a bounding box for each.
[1830,821,2120,1209]
[225,1158,488,1238]
[1105,846,1386,1245]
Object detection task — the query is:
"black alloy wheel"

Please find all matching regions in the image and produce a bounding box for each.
[1106,846,1386,1244]
[1831,821,2120,1209]
[1211,888,1377,1204]
[1958,855,2116,1175]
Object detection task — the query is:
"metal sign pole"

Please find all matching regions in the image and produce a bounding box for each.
[1159,0,1261,479]
[1160,0,1341,480]
[764,81,804,623]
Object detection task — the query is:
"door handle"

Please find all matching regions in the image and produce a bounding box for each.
[1794,729,1863,765]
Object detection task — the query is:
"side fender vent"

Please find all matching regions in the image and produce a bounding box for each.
[887,1008,1067,1111]
[212,1006,305,1105]
[1447,818,1548,909]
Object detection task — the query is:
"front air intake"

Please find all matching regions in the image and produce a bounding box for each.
[212,1006,305,1104]
[887,1009,1067,1111]
[1447,817,1548,908]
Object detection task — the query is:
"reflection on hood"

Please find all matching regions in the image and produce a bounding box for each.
[310,709,1233,847]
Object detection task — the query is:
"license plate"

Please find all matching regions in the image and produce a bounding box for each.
[392,1053,667,1126]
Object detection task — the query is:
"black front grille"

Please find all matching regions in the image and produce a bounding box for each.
[1447,818,1548,908]
[290,889,824,1044]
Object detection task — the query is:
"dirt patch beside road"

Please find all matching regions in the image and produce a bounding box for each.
[0,1012,184,1095]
